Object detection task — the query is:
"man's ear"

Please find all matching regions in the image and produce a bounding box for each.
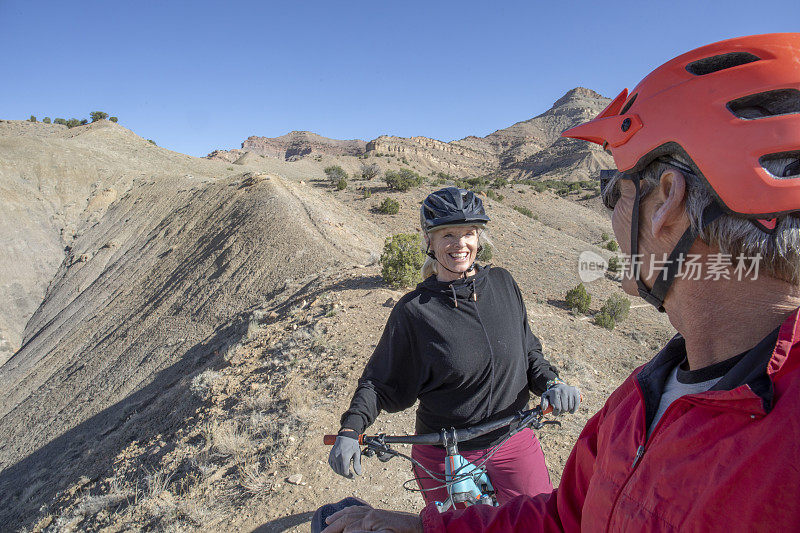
[651,169,687,238]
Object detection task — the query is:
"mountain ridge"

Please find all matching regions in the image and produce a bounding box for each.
[207,87,613,181]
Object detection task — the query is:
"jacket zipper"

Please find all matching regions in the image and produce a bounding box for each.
[603,382,648,532]
[473,291,496,419]
[604,383,694,532]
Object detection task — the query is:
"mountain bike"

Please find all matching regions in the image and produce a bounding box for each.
[322,404,559,514]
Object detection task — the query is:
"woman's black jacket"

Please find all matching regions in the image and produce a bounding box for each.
[340,265,559,450]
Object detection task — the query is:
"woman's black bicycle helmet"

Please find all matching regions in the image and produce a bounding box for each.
[420,187,490,233]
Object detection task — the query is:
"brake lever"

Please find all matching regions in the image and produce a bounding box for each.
[376,448,397,462]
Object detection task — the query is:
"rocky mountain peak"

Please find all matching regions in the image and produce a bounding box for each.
[553,87,607,107]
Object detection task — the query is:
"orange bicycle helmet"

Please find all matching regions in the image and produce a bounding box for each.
[563,33,800,218]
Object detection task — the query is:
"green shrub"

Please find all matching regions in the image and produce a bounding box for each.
[486,190,498,201]
[324,165,348,183]
[65,118,82,128]
[532,182,548,193]
[492,176,508,188]
[380,233,424,288]
[607,256,622,274]
[54,118,67,126]
[147,139,157,145]
[497,194,505,201]
[377,197,400,214]
[477,242,493,262]
[565,283,591,314]
[385,168,423,191]
[463,176,489,187]
[42,117,51,124]
[336,177,348,190]
[604,240,619,252]
[595,311,616,330]
[362,188,372,199]
[513,205,534,218]
[601,232,610,241]
[360,162,380,180]
[109,116,118,123]
[603,294,630,320]
[80,119,88,125]
[29,115,37,122]
[90,111,109,122]
[595,294,631,330]
[434,171,454,182]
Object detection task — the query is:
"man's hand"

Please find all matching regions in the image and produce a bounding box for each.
[541,382,582,415]
[322,503,423,533]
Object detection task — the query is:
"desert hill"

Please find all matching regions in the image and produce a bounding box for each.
[208,87,614,182]
[0,119,231,366]
[0,107,673,531]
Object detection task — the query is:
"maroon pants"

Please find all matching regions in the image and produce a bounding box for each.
[410,428,553,506]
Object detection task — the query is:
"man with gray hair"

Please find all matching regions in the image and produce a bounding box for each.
[323,33,800,532]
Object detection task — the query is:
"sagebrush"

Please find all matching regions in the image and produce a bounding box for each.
[380,233,424,288]
[565,283,591,314]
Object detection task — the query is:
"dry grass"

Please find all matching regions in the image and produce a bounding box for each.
[190,369,223,401]
[202,419,256,462]
[238,461,273,496]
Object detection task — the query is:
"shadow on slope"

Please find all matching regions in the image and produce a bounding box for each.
[0,319,239,529]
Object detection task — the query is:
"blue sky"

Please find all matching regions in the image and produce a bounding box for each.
[2,0,798,157]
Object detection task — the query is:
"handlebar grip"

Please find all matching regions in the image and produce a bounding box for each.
[323,434,367,445]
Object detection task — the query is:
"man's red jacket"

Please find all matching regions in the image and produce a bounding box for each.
[422,309,800,531]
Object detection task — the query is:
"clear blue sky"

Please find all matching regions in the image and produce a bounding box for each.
[2,0,798,157]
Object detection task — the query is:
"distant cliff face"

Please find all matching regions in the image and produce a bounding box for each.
[208,87,614,181]
[365,135,497,174]
[210,131,367,162]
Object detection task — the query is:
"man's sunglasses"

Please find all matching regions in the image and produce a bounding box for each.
[599,169,623,210]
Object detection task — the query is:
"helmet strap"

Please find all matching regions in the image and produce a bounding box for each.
[628,175,724,312]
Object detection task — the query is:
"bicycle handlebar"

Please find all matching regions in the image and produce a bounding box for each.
[323,405,553,446]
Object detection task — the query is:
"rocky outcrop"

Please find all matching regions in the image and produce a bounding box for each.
[207,149,243,163]
[245,131,366,161]
[365,135,497,174]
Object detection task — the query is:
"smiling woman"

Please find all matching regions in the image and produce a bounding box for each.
[327,186,582,510]
[427,225,480,282]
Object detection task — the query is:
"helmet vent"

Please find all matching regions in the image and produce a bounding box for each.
[760,151,800,180]
[727,89,800,119]
[620,93,638,115]
[685,52,760,76]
